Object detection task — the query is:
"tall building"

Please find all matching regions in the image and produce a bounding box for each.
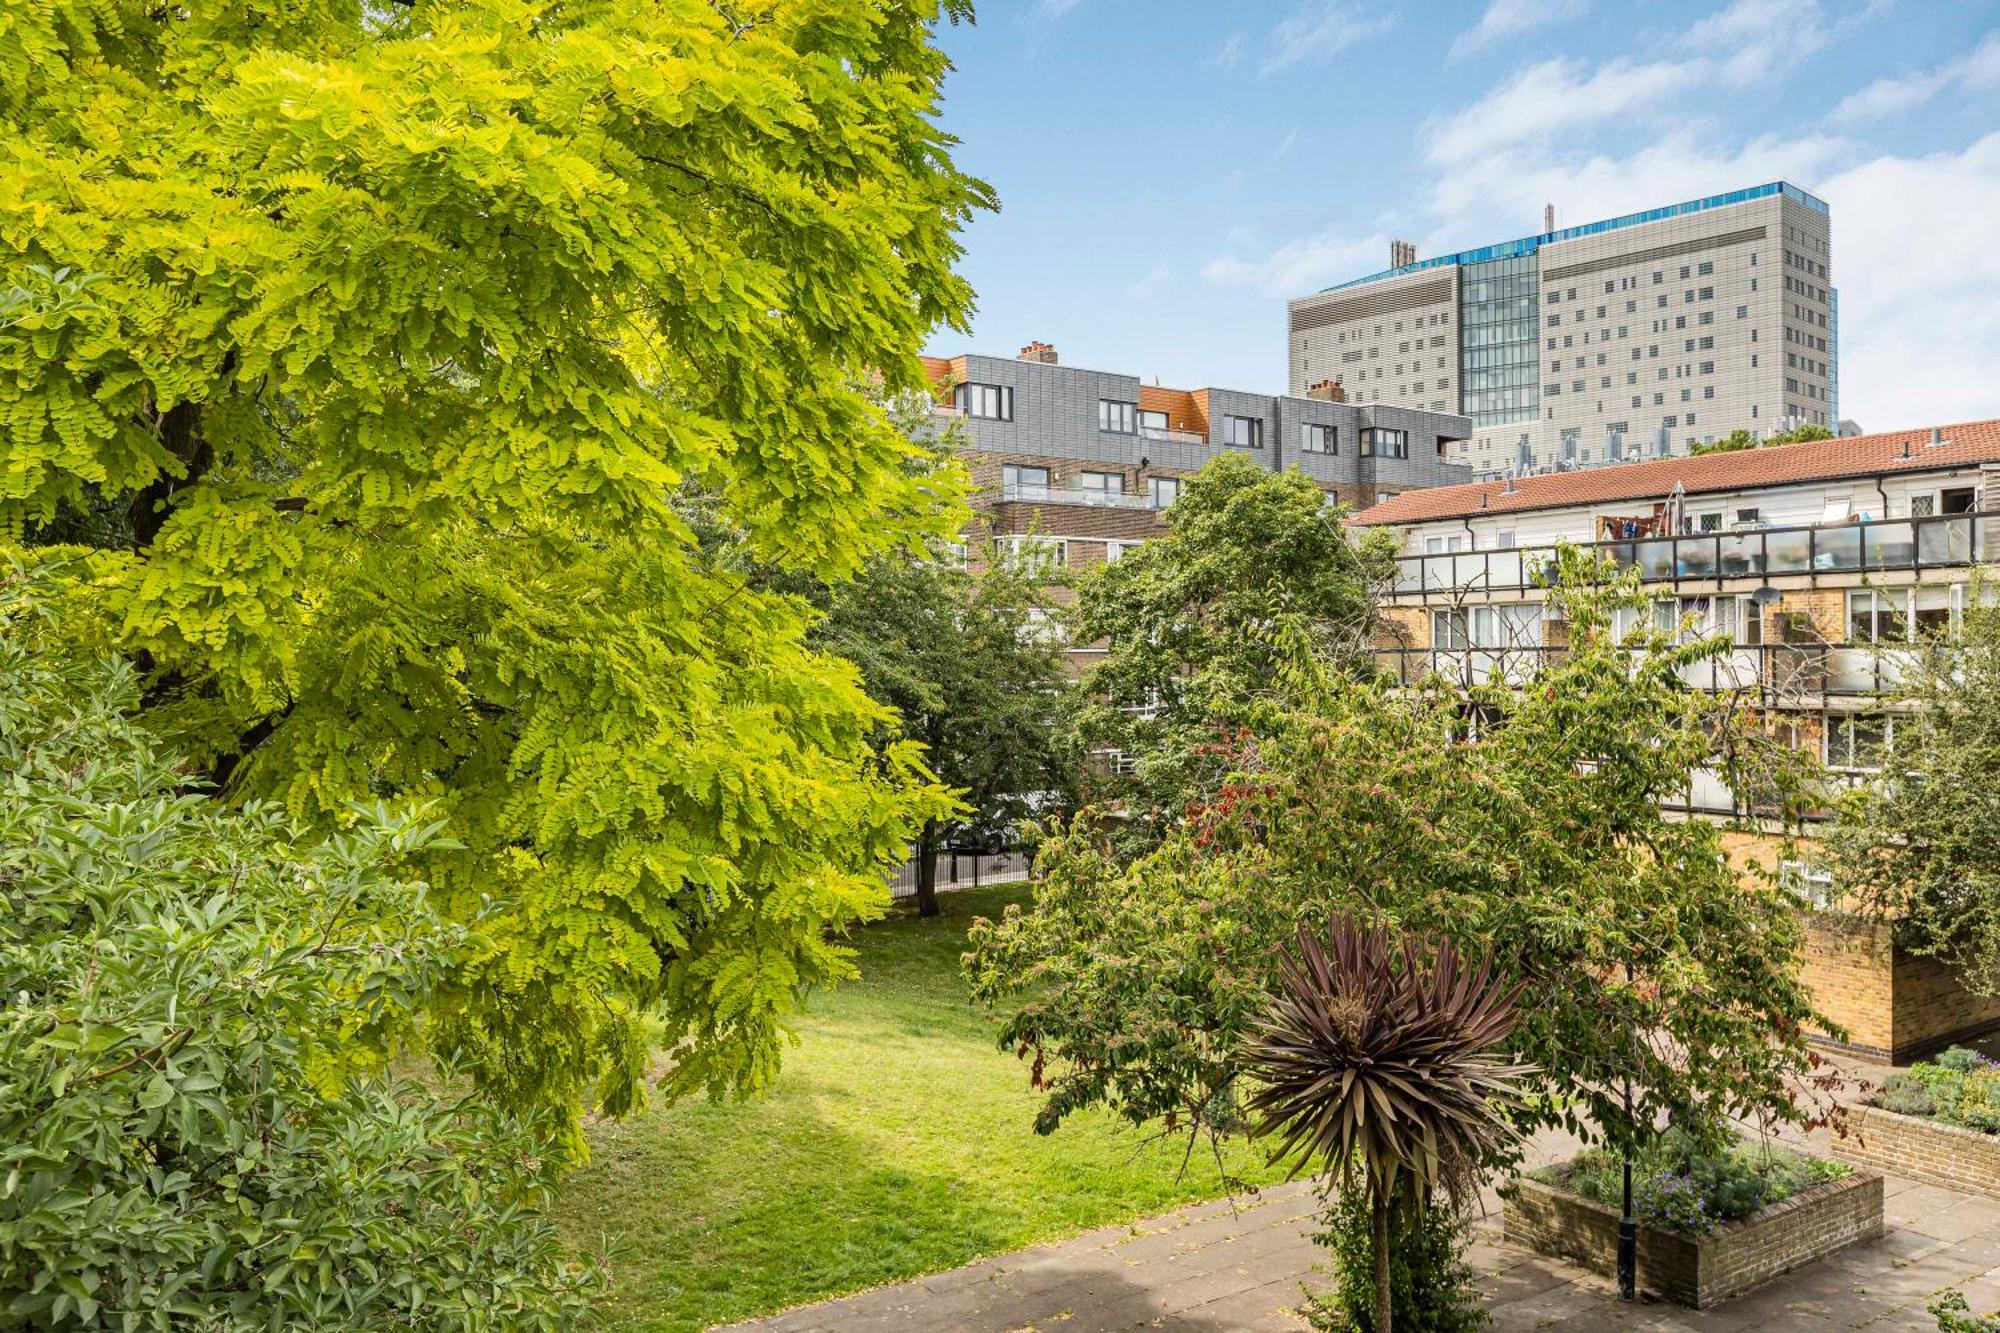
[922,343,1473,667]
[1287,182,1836,478]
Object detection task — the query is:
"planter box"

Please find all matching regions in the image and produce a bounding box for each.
[1502,1170,1884,1308]
[1834,1104,2000,1199]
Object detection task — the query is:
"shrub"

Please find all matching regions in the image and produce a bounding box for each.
[1936,1047,1989,1073]
[1538,1129,1848,1235]
[0,627,602,1329]
[1934,1290,2000,1331]
[1877,1050,2000,1133]
[1305,1187,1487,1333]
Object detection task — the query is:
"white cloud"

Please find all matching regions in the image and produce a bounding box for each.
[1684,0,1829,81]
[1273,126,1301,161]
[1425,58,1701,166]
[1208,31,1249,70]
[1028,0,1083,19]
[1130,262,1173,300]
[1832,30,2000,122]
[1260,1,1397,75]
[1201,230,1390,299]
[1450,0,1589,60]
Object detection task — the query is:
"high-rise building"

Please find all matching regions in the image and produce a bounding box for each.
[1287,182,1836,477]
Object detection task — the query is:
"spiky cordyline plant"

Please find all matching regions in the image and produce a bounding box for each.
[1245,916,1531,1333]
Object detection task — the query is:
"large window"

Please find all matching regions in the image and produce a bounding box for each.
[1471,603,1541,649]
[1077,470,1123,497]
[999,535,1067,573]
[1000,464,1049,495]
[1360,427,1408,458]
[1098,399,1137,434]
[1148,476,1182,509]
[1301,422,1337,454]
[1848,589,1906,644]
[1138,408,1170,437]
[1223,414,1263,449]
[955,381,1013,420]
[1431,608,1469,650]
[1826,715,1890,771]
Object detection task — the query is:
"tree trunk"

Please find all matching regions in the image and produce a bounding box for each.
[913,818,941,918]
[1371,1189,1392,1333]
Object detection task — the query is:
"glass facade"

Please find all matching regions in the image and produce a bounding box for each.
[1457,257,1539,428]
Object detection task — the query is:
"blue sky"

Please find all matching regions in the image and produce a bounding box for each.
[927,0,2000,432]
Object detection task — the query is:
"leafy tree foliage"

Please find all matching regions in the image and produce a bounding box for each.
[812,527,1072,917]
[1690,424,1836,455]
[1065,455,1395,838]
[967,560,1831,1159]
[1824,580,2000,992]
[0,596,600,1329]
[1,0,987,1133]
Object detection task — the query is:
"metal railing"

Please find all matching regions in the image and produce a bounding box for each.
[998,482,1158,510]
[887,848,1032,898]
[1372,640,1930,696]
[1392,510,1992,597]
[1140,425,1207,446]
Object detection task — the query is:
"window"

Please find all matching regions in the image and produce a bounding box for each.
[1431,608,1469,650]
[1104,539,1145,563]
[1826,715,1890,771]
[1077,470,1123,497]
[1300,421,1337,454]
[1098,399,1137,434]
[1472,603,1542,649]
[1697,512,1722,532]
[1780,859,1838,909]
[1424,534,1465,554]
[1360,427,1408,458]
[999,535,1066,573]
[1848,589,1906,644]
[955,382,1013,420]
[1498,531,1517,549]
[1138,408,1170,436]
[1148,476,1182,509]
[1001,464,1049,495]
[1223,414,1263,449]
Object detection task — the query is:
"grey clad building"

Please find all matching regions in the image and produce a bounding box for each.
[1286,182,1837,477]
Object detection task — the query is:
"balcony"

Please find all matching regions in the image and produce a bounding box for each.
[1371,641,1924,697]
[996,482,1158,510]
[1140,425,1207,446]
[1391,510,1992,597]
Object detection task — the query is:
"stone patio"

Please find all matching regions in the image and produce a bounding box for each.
[723,1059,2000,1332]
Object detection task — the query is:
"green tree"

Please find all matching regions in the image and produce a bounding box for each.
[811,529,1073,918]
[1065,455,1395,839]
[1824,577,2000,993]
[1,0,987,1135]
[0,590,601,1329]
[967,559,1831,1159]
[1691,424,1836,455]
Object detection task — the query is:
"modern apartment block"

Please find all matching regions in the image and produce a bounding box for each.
[1349,419,2000,1060]
[1288,183,1837,478]
[923,342,1473,662]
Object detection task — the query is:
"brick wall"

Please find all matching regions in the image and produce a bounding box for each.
[1503,1172,1883,1308]
[1893,951,2000,1057]
[1834,1105,2000,1199]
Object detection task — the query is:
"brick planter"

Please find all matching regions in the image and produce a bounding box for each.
[1834,1104,2000,1199]
[1502,1170,1884,1308]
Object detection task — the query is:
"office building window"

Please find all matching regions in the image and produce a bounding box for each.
[955,382,1013,420]
[1360,427,1408,458]
[1301,422,1337,454]
[1098,399,1137,434]
[1148,476,1182,509]
[1223,414,1263,448]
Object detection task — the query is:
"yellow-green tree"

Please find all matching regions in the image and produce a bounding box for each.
[1,0,988,1142]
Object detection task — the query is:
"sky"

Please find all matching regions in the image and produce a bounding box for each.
[925,0,2000,433]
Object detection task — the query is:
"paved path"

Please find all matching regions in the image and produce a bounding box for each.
[722,1059,2000,1332]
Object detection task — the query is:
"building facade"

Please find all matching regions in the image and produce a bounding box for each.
[925,343,1474,665]
[1351,420,2000,1060]
[1288,182,1837,478]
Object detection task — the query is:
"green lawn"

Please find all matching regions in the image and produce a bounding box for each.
[554,883,1290,1332]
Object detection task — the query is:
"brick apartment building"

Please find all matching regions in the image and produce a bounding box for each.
[1349,420,2000,1060]
[922,342,1473,665]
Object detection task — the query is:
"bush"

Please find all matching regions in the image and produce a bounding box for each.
[1304,1186,1486,1333]
[1934,1290,2000,1331]
[0,624,601,1329]
[1877,1050,2000,1133]
[1538,1128,1848,1236]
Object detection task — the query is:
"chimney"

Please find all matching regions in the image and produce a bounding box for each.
[1925,425,1950,448]
[1017,340,1058,365]
[1503,473,1517,495]
[1389,239,1417,268]
[1305,377,1348,403]
[1544,203,1556,233]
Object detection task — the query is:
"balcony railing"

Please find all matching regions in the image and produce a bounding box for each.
[1392,510,1993,597]
[1372,641,1930,696]
[1139,425,1207,446]
[997,482,1158,510]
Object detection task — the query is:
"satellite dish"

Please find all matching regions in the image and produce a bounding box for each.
[1751,585,1782,607]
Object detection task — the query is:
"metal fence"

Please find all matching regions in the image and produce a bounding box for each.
[886,847,1033,898]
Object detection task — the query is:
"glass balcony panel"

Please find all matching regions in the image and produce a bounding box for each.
[1826,647,1881,693]
[1815,526,1861,570]
[1488,550,1524,590]
[1395,559,1422,594]
[1676,537,1718,579]
[1917,516,1974,566]
[1862,522,1914,569]
[1637,539,1674,581]
[1766,529,1810,573]
[1718,533,1763,578]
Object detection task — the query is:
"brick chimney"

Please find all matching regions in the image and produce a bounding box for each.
[1305,377,1347,403]
[1017,340,1058,365]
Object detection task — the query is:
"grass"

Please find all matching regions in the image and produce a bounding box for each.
[553,883,1291,1332]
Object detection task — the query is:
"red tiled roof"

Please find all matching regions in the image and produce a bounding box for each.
[1351,420,2000,526]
